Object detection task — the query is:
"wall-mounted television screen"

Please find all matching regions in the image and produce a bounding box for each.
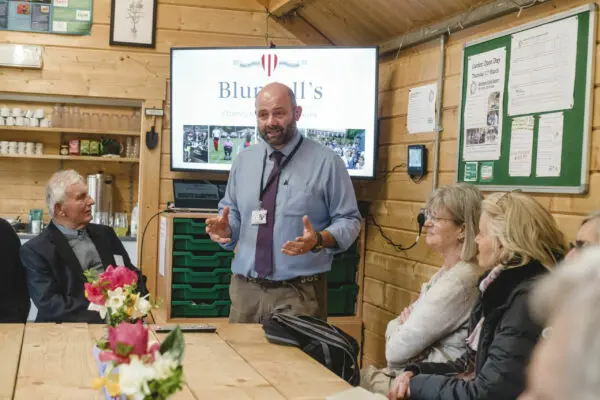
[170,47,379,179]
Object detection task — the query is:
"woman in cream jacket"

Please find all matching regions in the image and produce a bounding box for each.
[361,183,482,395]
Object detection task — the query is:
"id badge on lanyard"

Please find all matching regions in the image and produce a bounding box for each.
[251,206,267,225]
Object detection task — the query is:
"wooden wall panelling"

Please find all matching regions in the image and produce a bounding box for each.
[138,100,163,296]
[363,0,600,367]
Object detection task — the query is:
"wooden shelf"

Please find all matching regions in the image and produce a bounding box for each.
[0,125,139,136]
[0,154,139,163]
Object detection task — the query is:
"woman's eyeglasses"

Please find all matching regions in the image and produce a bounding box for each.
[422,209,454,224]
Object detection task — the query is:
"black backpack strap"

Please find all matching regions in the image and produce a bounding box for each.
[273,313,360,385]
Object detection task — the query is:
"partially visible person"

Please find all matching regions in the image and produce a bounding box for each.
[206,82,361,323]
[356,152,365,170]
[0,218,30,322]
[223,137,234,160]
[389,191,567,400]
[565,210,600,261]
[21,170,147,323]
[521,247,600,400]
[243,133,253,149]
[213,128,220,151]
[360,184,482,395]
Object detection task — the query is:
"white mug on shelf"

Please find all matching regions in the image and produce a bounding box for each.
[17,142,26,154]
[0,141,8,155]
[8,142,17,154]
[0,117,4,126]
[35,142,43,155]
[25,110,33,119]
[0,107,9,117]
[15,117,24,126]
[40,118,51,127]
[5,117,15,126]
[34,109,45,119]
[29,118,39,127]
[12,108,21,117]
[25,142,34,155]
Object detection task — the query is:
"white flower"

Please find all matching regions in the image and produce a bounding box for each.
[118,356,157,397]
[131,294,152,319]
[107,287,126,311]
[88,302,107,319]
[152,351,179,380]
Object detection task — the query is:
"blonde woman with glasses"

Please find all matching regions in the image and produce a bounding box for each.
[389,191,568,400]
[361,183,483,395]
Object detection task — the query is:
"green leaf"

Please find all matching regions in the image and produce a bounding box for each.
[115,342,133,357]
[84,269,99,283]
[143,366,184,400]
[159,326,184,363]
[95,337,109,350]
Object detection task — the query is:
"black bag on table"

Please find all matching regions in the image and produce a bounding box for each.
[262,311,360,386]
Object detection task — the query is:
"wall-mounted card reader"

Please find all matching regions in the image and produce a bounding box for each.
[407,144,427,178]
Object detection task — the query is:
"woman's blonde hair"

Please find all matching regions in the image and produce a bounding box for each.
[425,183,483,263]
[482,192,567,268]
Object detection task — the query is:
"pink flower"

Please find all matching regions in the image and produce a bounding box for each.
[98,321,160,365]
[109,321,148,358]
[84,283,106,305]
[99,265,138,290]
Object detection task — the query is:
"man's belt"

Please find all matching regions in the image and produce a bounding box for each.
[234,273,323,288]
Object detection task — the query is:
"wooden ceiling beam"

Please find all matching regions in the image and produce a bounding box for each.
[268,0,303,17]
[255,0,333,45]
[257,0,303,17]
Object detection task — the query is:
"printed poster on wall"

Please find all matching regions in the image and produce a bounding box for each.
[463,47,507,161]
[0,0,92,35]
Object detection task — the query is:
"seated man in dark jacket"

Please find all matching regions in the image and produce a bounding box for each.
[0,218,30,322]
[20,170,147,323]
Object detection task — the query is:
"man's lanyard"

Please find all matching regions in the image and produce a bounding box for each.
[258,136,304,203]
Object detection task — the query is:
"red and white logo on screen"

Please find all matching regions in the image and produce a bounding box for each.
[261,54,278,77]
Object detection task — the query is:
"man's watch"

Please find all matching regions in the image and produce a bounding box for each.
[311,231,324,253]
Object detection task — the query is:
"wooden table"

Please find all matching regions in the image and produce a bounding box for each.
[0,324,24,400]
[5,323,350,400]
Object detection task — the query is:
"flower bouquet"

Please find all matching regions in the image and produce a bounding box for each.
[92,321,185,400]
[84,265,156,327]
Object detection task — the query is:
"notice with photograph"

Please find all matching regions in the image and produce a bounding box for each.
[536,112,564,177]
[509,115,534,177]
[463,47,506,161]
[407,83,437,134]
[508,16,578,116]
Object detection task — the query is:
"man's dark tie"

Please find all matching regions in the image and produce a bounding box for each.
[254,151,284,278]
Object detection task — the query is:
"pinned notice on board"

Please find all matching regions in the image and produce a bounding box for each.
[536,112,564,177]
[509,116,534,177]
[508,16,578,116]
[407,83,437,134]
[463,47,506,161]
[464,162,478,182]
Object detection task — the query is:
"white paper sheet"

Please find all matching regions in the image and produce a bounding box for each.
[509,116,534,177]
[407,83,437,134]
[158,216,167,277]
[508,16,578,116]
[463,47,506,161]
[536,112,564,177]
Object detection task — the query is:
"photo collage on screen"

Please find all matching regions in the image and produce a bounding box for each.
[303,128,367,170]
[182,125,256,164]
[182,125,367,171]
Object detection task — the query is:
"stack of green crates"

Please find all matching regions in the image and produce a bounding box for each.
[326,244,360,316]
[170,218,234,318]
[171,218,360,318]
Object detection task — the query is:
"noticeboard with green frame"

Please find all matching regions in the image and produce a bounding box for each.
[456,4,597,193]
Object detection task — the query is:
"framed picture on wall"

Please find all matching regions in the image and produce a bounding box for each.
[110,0,157,48]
